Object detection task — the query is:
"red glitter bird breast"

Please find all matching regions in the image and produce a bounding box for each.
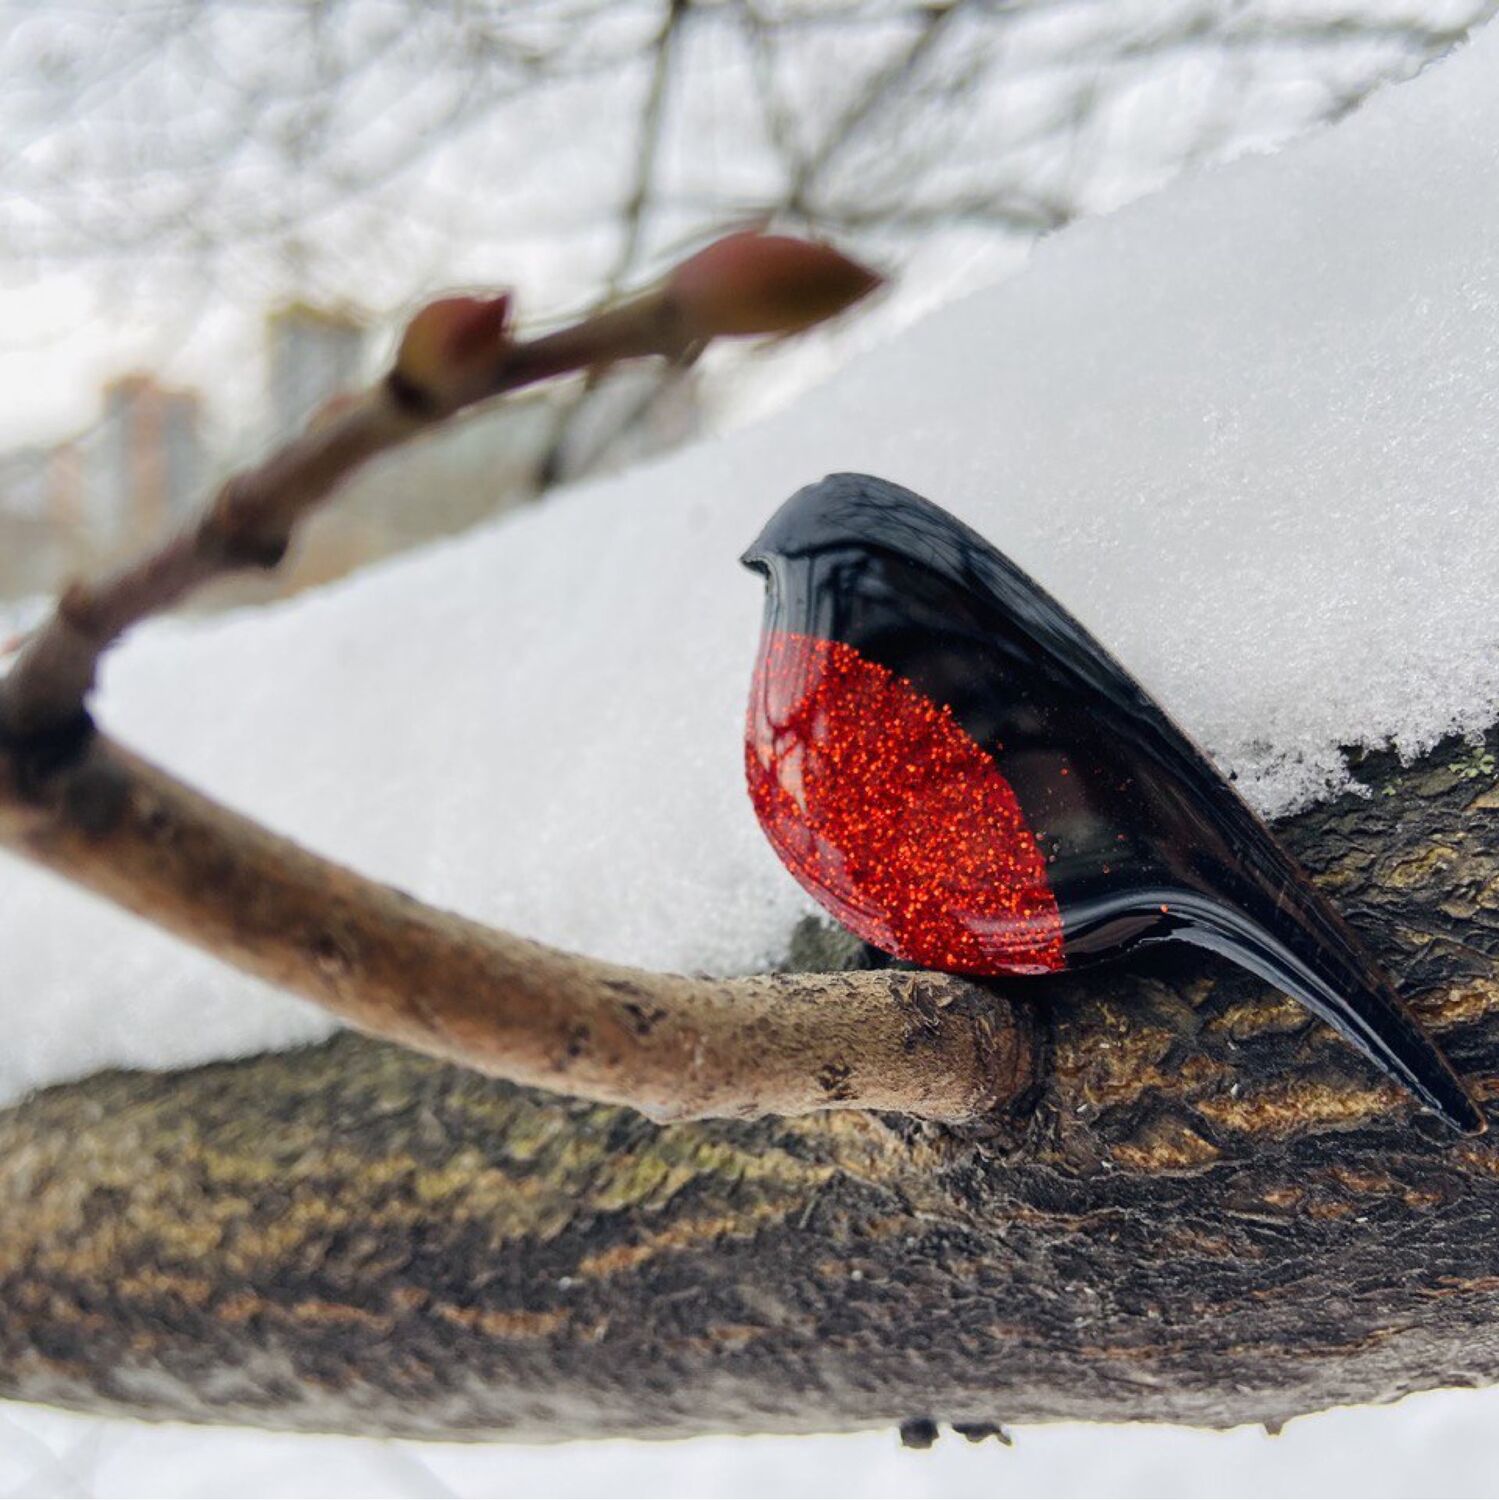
[745,630,1064,974]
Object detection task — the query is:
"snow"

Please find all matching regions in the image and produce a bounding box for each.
[9,1383,1499,1498]
[7,26,1499,1104]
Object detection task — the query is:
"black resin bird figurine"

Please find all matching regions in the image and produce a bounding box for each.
[742,472,1484,1136]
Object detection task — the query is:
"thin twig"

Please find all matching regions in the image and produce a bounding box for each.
[0,290,694,740]
[0,730,1031,1125]
[609,0,690,297]
[532,0,691,488]
[782,0,969,223]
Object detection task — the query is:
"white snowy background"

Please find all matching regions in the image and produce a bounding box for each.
[8,9,1499,1498]
[8,1387,1499,1499]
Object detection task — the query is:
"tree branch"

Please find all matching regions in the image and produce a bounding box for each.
[0,230,881,740]
[0,389,426,737]
[0,728,1029,1126]
[0,304,659,738]
[4,728,1498,1439]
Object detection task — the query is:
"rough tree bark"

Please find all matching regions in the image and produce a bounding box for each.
[4,724,1499,1440]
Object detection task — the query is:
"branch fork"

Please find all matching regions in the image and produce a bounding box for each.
[0,230,1035,1128]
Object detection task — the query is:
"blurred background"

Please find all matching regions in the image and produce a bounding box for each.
[3,1,1498,1495]
[0,0,1491,608]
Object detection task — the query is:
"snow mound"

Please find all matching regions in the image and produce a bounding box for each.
[6,29,1499,1103]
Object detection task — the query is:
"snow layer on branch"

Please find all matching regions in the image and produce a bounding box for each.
[6,28,1499,1101]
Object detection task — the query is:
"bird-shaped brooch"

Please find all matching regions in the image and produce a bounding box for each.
[742,471,1483,1135]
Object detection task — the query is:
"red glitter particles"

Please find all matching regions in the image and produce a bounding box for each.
[745,630,1065,974]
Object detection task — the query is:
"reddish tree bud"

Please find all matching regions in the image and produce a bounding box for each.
[394,294,513,407]
[666,231,883,340]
